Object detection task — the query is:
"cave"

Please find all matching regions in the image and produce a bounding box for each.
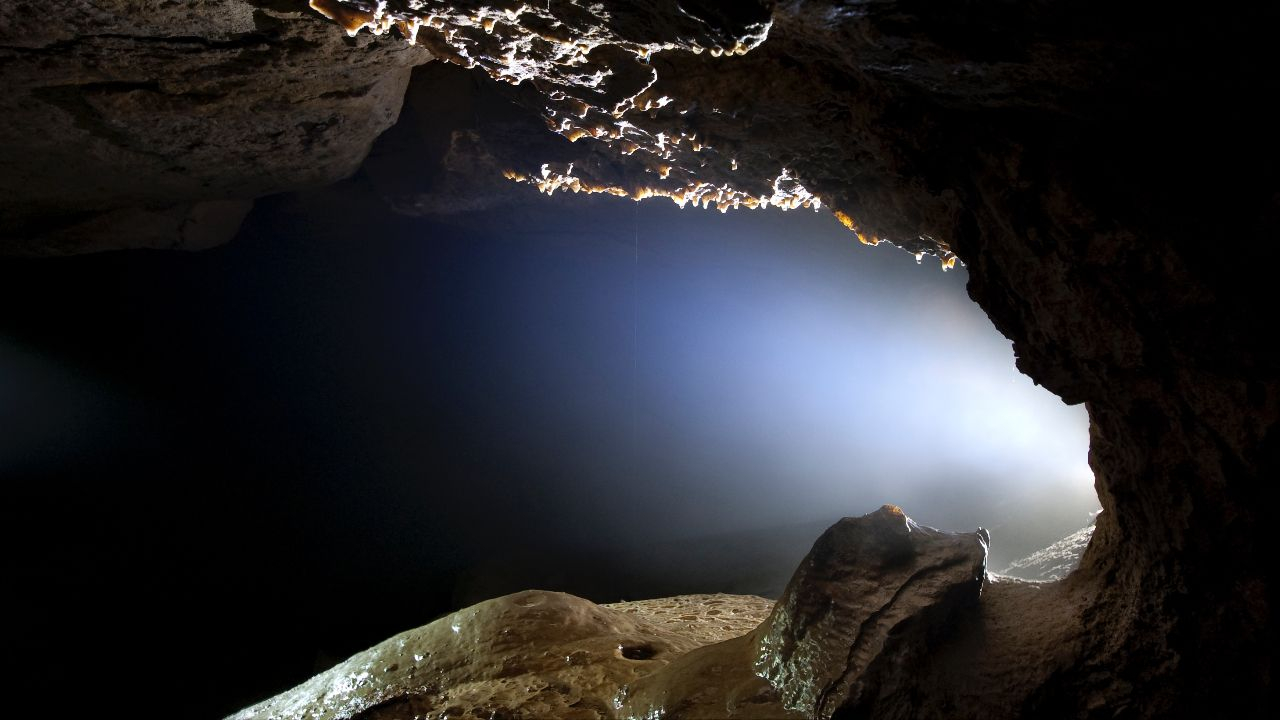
[0,1,1273,718]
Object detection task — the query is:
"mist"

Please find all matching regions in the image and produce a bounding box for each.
[0,191,1095,715]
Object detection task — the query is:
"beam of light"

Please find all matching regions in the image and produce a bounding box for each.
[471,202,1095,542]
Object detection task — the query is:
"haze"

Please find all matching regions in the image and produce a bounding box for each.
[0,192,1096,712]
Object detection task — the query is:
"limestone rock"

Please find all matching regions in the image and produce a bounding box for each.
[753,506,988,718]
[0,200,255,255]
[229,590,772,720]
[232,509,990,720]
[1000,521,1095,582]
[615,632,800,720]
[3,0,1276,714]
[604,593,774,648]
[0,0,433,254]
[301,4,1278,709]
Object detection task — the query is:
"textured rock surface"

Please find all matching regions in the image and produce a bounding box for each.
[296,0,951,260]
[0,0,432,254]
[2,0,1275,715]
[605,594,774,648]
[616,632,799,720]
[617,506,988,720]
[1000,521,1095,582]
[234,508,989,720]
[873,573,1097,720]
[229,590,772,720]
[302,3,1276,713]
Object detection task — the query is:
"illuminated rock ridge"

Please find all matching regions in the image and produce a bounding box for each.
[305,0,955,262]
[2,1,1274,716]
[1000,522,1094,583]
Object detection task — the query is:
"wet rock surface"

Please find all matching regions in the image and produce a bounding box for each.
[605,594,774,648]
[754,506,988,718]
[300,3,1276,712]
[235,508,991,720]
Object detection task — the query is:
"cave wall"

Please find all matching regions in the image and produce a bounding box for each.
[745,2,1280,713]
[0,0,432,254]
[2,0,1275,715]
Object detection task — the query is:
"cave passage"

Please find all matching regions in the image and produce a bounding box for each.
[0,189,1095,717]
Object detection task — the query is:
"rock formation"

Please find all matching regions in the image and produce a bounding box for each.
[756,508,986,718]
[228,590,775,720]
[2,0,1274,716]
[232,507,991,720]
[0,1,432,254]
[619,506,989,720]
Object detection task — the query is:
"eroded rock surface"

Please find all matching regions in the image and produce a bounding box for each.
[1000,521,1095,583]
[229,590,772,720]
[237,508,991,720]
[297,3,1277,713]
[0,0,432,254]
[292,0,957,263]
[2,0,1274,715]
[605,593,774,648]
[616,506,989,720]
[754,506,988,718]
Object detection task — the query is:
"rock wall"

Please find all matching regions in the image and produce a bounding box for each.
[0,1,432,254]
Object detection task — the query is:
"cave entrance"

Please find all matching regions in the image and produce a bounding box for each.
[0,63,1104,720]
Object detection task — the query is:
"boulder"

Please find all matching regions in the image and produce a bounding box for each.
[1000,521,1096,582]
[2,0,1275,714]
[755,506,988,718]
